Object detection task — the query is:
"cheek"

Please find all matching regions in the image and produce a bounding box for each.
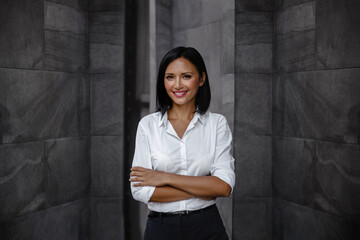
[164,80,171,91]
[187,79,200,91]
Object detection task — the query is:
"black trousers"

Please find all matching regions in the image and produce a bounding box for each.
[144,205,229,240]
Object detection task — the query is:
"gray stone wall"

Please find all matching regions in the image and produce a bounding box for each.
[0,0,90,239]
[273,0,360,239]
[0,0,125,239]
[234,0,360,239]
[233,1,273,239]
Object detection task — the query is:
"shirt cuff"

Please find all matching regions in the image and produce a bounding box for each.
[132,186,156,204]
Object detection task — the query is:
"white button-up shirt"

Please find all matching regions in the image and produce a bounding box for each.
[131,110,235,213]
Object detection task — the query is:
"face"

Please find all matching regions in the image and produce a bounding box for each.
[164,57,205,109]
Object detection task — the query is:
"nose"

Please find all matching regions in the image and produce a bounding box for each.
[175,77,182,89]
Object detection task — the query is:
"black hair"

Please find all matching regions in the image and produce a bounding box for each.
[156,46,211,115]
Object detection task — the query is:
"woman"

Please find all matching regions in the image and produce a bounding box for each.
[130,47,235,240]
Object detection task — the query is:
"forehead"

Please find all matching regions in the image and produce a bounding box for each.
[165,57,197,73]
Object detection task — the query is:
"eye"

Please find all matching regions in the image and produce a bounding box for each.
[183,75,192,79]
[165,75,174,80]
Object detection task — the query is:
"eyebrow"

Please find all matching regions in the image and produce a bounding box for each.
[165,72,194,75]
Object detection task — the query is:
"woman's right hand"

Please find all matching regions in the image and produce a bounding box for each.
[130,166,168,187]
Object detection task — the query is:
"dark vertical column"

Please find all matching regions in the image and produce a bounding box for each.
[273,0,360,239]
[233,1,273,239]
[123,0,143,239]
[88,0,126,239]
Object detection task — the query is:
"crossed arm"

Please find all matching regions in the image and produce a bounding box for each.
[130,166,231,203]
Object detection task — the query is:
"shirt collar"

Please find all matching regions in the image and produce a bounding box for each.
[158,110,208,128]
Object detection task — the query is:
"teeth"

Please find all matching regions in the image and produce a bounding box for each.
[174,91,186,96]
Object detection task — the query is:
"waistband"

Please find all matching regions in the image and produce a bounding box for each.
[148,204,216,218]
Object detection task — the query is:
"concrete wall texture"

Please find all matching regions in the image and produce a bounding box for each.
[0,0,125,239]
[272,0,360,239]
[0,0,359,240]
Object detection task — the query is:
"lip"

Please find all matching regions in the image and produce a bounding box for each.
[173,91,188,97]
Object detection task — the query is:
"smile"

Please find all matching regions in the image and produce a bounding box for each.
[173,91,188,97]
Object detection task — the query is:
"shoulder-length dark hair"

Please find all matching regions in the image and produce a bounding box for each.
[156,46,211,115]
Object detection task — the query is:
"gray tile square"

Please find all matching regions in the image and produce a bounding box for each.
[0,68,87,143]
[90,74,124,135]
[44,2,88,72]
[233,197,272,240]
[275,2,316,71]
[0,141,46,221]
[233,135,272,198]
[0,0,43,69]
[235,74,272,134]
[273,69,360,143]
[273,199,357,240]
[45,137,90,206]
[91,197,124,240]
[91,136,124,197]
[273,137,360,218]
[316,0,360,69]
[1,199,89,240]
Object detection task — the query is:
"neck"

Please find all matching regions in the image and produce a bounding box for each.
[168,103,196,121]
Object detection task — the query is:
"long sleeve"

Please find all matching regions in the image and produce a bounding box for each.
[130,121,156,204]
[210,115,236,192]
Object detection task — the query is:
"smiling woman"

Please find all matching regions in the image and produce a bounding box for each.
[129,47,235,240]
[164,57,205,109]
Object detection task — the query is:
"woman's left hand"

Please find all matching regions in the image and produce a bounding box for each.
[130,166,168,187]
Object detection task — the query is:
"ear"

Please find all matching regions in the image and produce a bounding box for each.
[199,72,206,86]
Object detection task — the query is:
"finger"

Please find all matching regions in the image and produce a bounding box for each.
[130,171,142,177]
[132,182,146,187]
[129,177,143,182]
[131,166,145,171]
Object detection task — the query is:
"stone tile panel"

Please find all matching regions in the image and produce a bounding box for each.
[317,0,360,69]
[235,74,272,134]
[233,135,272,198]
[0,0,43,69]
[275,2,316,71]
[90,74,124,135]
[90,197,124,240]
[233,197,272,240]
[0,141,46,221]
[236,11,273,45]
[1,199,89,240]
[91,136,124,197]
[44,30,88,72]
[172,0,202,33]
[44,1,88,72]
[273,69,360,143]
[236,11,273,73]
[273,199,358,240]
[0,68,88,143]
[90,12,124,45]
[45,137,90,206]
[273,137,360,219]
